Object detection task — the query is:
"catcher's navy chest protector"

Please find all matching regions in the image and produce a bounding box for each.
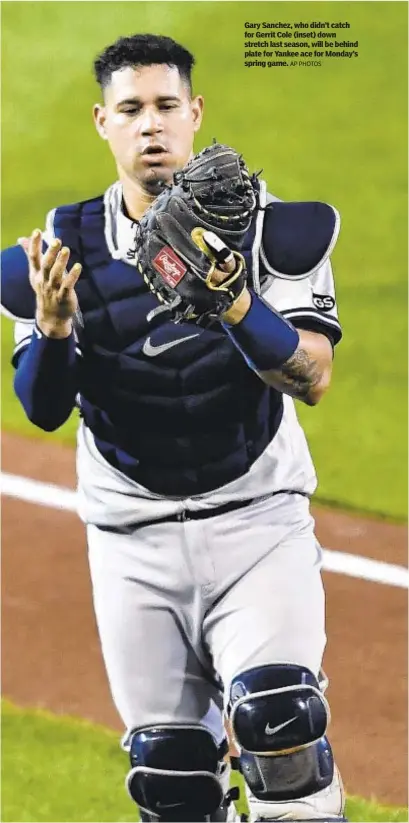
[3,195,283,496]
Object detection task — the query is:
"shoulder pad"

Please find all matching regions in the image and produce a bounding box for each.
[1,196,105,322]
[0,243,41,321]
[261,201,340,280]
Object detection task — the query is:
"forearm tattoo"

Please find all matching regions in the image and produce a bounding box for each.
[278,347,323,399]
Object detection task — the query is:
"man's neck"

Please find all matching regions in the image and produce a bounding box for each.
[120,175,160,221]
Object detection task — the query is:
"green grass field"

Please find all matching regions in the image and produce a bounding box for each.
[1,1,407,518]
[2,701,408,823]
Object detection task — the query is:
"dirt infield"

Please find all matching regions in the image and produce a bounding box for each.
[1,432,408,806]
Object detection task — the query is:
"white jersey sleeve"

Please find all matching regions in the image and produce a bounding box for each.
[260,259,342,345]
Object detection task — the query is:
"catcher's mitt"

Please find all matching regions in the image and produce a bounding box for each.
[136,142,259,324]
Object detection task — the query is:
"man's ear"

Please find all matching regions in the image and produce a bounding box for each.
[191,95,204,133]
[93,104,108,140]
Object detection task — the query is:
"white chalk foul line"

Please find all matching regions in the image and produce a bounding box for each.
[1,471,78,511]
[321,549,408,589]
[1,471,408,589]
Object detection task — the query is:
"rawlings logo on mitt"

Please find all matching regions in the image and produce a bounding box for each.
[152,247,187,287]
[136,142,259,324]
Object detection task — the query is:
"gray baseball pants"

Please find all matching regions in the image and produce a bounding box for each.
[87,492,326,746]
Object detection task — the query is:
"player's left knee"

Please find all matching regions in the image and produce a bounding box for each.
[229,663,335,801]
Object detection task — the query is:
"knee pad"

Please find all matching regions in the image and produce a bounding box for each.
[126,725,225,821]
[229,664,333,802]
[229,664,329,755]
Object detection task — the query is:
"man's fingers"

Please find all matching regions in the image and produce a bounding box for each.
[202,230,236,284]
[58,262,82,298]
[22,233,69,286]
[203,230,236,273]
[42,238,64,281]
[21,233,78,297]
[27,229,43,272]
[49,245,71,288]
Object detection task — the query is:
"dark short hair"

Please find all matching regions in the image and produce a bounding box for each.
[93,33,195,94]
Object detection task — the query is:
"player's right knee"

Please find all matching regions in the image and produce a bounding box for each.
[229,663,330,756]
[229,663,335,804]
[126,725,225,821]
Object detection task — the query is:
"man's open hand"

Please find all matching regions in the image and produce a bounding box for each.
[18,230,82,338]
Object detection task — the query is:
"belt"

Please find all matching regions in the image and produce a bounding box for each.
[97,498,255,534]
[152,489,308,525]
[166,497,255,523]
[97,491,308,533]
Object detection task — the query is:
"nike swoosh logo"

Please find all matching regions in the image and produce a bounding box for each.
[265,716,297,736]
[142,332,200,357]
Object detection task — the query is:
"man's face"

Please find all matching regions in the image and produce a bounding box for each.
[94,64,203,193]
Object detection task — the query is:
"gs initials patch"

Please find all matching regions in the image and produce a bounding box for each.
[313,293,335,312]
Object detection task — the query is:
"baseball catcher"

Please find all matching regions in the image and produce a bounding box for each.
[2,33,347,823]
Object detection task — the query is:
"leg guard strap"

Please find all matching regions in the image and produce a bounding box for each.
[240,735,334,802]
